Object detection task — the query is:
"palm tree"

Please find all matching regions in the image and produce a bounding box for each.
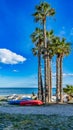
[32,47,43,101]
[63,85,73,96]
[46,30,55,102]
[59,38,71,102]
[54,37,71,102]
[33,2,55,103]
[50,36,60,102]
[37,29,55,102]
[31,28,44,101]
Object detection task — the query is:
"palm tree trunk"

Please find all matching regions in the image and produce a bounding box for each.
[38,51,42,100]
[47,56,50,103]
[60,56,63,102]
[43,20,48,103]
[40,72,44,102]
[49,58,52,102]
[56,56,60,103]
[47,56,52,103]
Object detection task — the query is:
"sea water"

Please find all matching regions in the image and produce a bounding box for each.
[0,88,56,96]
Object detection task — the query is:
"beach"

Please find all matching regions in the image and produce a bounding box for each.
[0,93,73,116]
[0,95,73,129]
[0,104,73,129]
[0,94,73,116]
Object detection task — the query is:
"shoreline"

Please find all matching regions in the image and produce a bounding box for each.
[0,94,56,104]
[0,93,71,103]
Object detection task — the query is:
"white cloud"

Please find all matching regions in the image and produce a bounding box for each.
[0,49,26,64]
[52,73,73,78]
[63,73,73,77]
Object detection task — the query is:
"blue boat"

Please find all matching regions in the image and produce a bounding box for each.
[8,97,32,105]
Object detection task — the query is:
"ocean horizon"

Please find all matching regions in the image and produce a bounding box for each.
[0,87,56,96]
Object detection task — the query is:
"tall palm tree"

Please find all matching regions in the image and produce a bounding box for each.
[59,38,71,102]
[31,28,44,101]
[33,2,55,103]
[46,30,55,102]
[54,37,71,102]
[51,36,61,102]
[38,29,55,102]
[32,47,43,101]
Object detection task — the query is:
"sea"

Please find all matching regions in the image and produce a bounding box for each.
[0,88,56,96]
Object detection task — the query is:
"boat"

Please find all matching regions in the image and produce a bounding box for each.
[20,100,43,106]
[8,97,32,105]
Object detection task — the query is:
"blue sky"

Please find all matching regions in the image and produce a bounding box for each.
[0,0,73,88]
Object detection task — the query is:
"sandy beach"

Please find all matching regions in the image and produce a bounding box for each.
[0,94,73,117]
[0,95,73,129]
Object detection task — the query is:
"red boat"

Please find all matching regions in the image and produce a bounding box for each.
[20,100,43,106]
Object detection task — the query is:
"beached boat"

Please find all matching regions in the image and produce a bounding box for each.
[20,100,43,106]
[8,97,32,105]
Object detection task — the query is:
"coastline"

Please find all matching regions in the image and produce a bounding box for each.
[0,93,68,102]
[0,92,71,105]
